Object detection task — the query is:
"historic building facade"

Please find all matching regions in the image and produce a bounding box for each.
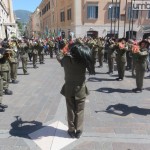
[0,0,17,39]
[32,0,150,39]
[26,8,41,39]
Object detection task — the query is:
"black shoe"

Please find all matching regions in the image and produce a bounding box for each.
[67,131,75,138]
[0,108,5,112]
[24,72,29,75]
[0,103,8,108]
[75,130,82,139]
[116,78,123,81]
[4,89,13,95]
[132,88,142,93]
[12,80,19,84]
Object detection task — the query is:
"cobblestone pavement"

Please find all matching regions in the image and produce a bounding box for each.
[0,56,150,150]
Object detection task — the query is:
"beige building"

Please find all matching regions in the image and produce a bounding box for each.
[26,8,41,39]
[36,0,150,39]
[0,0,17,39]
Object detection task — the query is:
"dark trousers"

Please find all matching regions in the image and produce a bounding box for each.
[66,97,85,132]
[33,54,38,67]
[0,77,3,103]
[116,60,126,79]
[98,50,104,67]
[136,62,146,89]
[21,57,28,74]
[0,71,10,90]
[10,63,17,80]
[108,57,115,73]
[39,54,44,63]
[28,53,32,61]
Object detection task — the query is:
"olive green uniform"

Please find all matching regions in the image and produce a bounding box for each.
[0,76,3,104]
[8,49,18,81]
[38,44,44,64]
[87,39,97,67]
[133,48,148,89]
[19,43,28,74]
[107,44,116,73]
[60,56,89,132]
[32,45,38,68]
[115,45,128,79]
[0,56,10,91]
[48,41,54,58]
[97,39,105,67]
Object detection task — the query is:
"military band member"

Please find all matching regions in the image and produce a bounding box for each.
[0,41,8,110]
[8,41,19,84]
[48,40,55,58]
[115,38,128,81]
[38,42,45,64]
[107,39,116,75]
[19,41,29,75]
[57,43,95,139]
[87,38,98,73]
[97,38,105,68]
[28,41,33,62]
[32,42,38,69]
[132,40,149,93]
[1,41,13,95]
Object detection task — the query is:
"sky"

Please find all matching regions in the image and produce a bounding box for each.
[12,0,42,12]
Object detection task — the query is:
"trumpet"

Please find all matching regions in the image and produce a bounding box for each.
[131,45,140,53]
[4,49,13,59]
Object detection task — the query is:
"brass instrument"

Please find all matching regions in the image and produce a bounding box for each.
[131,44,140,53]
[4,49,13,59]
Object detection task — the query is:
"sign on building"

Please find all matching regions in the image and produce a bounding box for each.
[132,0,150,10]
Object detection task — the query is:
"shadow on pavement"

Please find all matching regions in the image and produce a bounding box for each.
[144,87,150,91]
[88,77,116,82]
[95,104,150,116]
[95,87,132,93]
[125,75,135,79]
[17,73,26,75]
[9,116,68,139]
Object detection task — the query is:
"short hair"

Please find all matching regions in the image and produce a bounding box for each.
[70,43,95,75]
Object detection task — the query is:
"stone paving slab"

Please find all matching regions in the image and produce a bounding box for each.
[0,56,150,149]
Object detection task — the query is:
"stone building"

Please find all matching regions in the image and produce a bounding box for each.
[35,0,150,39]
[0,0,17,39]
[25,8,41,39]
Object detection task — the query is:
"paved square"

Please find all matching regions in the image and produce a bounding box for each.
[0,56,150,150]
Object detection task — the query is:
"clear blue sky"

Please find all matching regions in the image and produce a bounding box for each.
[12,0,42,12]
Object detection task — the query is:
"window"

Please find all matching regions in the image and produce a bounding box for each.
[67,8,72,20]
[108,4,120,19]
[42,2,50,15]
[48,2,50,9]
[148,10,150,19]
[128,7,138,19]
[87,4,98,19]
[60,11,65,22]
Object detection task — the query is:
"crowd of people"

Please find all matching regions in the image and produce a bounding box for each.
[56,35,150,138]
[0,35,149,138]
[0,37,60,111]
